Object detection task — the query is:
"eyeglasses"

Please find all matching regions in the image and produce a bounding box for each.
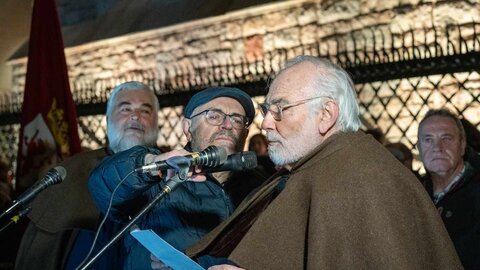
[259,96,328,121]
[189,109,249,129]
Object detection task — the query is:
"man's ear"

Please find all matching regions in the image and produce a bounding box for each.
[317,100,339,135]
[182,118,193,142]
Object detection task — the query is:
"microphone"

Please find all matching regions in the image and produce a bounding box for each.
[0,166,66,221]
[135,145,227,173]
[204,151,258,173]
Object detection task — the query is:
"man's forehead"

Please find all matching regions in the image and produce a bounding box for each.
[267,64,313,102]
[420,116,460,134]
[267,80,294,103]
[115,89,152,104]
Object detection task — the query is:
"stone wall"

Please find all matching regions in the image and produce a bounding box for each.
[9,0,479,96]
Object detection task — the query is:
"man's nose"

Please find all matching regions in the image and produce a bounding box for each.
[261,111,275,131]
[130,110,140,120]
[432,139,444,151]
[220,116,233,129]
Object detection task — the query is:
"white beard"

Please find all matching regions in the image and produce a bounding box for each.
[266,116,319,166]
[107,120,158,153]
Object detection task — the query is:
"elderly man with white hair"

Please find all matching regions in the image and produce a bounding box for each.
[186,56,462,269]
[15,81,160,270]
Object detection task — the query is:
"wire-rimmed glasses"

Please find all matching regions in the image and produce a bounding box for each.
[258,96,327,121]
[189,109,249,129]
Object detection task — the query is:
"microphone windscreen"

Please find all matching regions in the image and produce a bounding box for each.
[203,151,257,173]
[53,166,67,183]
[198,145,228,167]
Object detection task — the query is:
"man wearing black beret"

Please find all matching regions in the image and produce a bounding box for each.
[88,87,269,270]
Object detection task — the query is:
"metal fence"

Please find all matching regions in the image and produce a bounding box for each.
[0,22,478,173]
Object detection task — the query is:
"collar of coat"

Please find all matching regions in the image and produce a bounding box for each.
[289,131,363,173]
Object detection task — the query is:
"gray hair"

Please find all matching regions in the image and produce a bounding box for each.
[106,81,159,152]
[280,55,361,132]
[106,81,159,120]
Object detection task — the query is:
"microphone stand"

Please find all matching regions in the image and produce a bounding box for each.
[80,165,190,270]
[0,206,31,234]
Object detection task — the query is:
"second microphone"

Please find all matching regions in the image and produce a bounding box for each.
[135,145,227,173]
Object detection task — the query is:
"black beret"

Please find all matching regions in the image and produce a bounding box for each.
[183,87,255,125]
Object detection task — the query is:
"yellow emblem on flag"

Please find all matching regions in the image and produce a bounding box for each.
[46,98,71,157]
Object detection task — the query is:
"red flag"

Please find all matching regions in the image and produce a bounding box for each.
[16,0,81,191]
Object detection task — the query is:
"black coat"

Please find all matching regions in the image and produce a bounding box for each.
[424,164,480,270]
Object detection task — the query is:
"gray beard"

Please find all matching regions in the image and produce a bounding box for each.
[266,117,319,166]
[107,121,158,153]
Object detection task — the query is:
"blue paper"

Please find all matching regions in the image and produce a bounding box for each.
[130,229,205,270]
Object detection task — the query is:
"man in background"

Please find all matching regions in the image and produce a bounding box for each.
[418,108,480,269]
[15,81,160,270]
[385,142,421,179]
[248,133,276,176]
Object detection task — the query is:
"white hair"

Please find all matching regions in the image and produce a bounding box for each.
[280,55,361,132]
[106,81,159,120]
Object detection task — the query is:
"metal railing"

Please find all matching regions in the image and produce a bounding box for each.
[0,22,478,173]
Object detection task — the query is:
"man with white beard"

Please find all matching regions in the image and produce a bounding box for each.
[186,56,462,269]
[15,81,159,270]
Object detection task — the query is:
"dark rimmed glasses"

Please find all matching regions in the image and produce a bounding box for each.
[189,109,249,129]
[259,96,328,121]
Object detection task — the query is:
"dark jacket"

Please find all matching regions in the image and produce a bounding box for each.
[15,148,122,270]
[424,163,480,269]
[89,145,267,269]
